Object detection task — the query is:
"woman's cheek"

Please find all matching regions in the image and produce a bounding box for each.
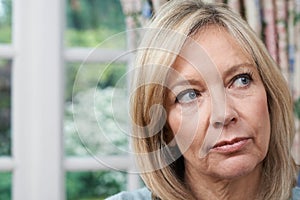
[168,105,206,154]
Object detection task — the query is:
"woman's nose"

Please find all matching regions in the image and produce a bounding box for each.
[209,94,238,129]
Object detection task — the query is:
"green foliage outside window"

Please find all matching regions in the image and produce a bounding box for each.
[65,61,128,155]
[65,0,126,48]
[0,60,11,156]
[0,0,12,43]
[66,171,126,200]
[0,173,11,200]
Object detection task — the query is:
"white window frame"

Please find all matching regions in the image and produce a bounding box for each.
[12,0,64,199]
[0,0,140,199]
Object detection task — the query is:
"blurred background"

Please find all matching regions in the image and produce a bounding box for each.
[0,0,299,200]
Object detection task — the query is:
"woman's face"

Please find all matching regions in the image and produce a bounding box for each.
[166,26,271,179]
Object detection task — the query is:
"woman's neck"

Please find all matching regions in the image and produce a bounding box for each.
[185,164,263,200]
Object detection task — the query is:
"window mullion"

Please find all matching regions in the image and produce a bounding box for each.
[0,157,14,171]
[12,0,65,199]
[0,45,14,59]
[64,48,128,63]
[64,156,131,171]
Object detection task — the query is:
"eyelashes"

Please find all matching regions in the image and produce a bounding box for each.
[175,89,201,104]
[230,71,253,89]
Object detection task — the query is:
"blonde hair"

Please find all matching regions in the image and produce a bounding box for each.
[130,0,298,199]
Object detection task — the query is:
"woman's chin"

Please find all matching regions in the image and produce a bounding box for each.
[207,154,263,179]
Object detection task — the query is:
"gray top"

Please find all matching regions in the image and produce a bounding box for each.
[106,186,300,200]
[293,186,300,200]
[106,187,151,200]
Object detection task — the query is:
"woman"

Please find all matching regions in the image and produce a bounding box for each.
[108,0,299,199]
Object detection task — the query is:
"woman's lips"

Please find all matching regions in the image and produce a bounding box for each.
[211,137,251,153]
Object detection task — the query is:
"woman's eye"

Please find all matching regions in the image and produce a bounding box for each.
[232,73,252,88]
[176,89,199,103]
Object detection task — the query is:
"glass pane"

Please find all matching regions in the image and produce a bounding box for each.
[0,0,12,43]
[0,172,12,199]
[0,59,11,156]
[65,0,126,48]
[64,62,128,156]
[66,171,126,200]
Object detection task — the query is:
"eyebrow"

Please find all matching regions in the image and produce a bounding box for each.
[169,63,256,90]
[168,78,205,93]
[222,63,256,79]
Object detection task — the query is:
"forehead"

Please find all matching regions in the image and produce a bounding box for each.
[176,26,251,69]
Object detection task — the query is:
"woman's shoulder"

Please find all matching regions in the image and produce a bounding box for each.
[292,171,300,200]
[106,187,151,200]
[293,186,300,200]
[105,172,300,199]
